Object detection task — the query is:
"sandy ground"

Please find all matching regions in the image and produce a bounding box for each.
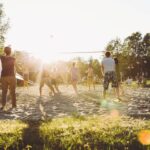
[0,84,150,120]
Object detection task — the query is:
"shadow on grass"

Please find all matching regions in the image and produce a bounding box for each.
[20,97,45,150]
[21,121,44,150]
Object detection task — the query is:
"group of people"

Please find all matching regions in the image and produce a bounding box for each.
[69,51,123,99]
[39,51,123,100]
[0,46,123,112]
[39,66,60,96]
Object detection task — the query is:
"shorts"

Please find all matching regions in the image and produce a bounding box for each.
[87,76,93,84]
[40,77,51,87]
[51,79,56,85]
[71,77,78,82]
[103,71,118,90]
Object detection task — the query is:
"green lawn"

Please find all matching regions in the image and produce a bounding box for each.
[40,116,150,150]
[1,116,150,150]
[0,120,28,150]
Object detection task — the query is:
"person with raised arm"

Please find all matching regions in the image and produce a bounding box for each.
[0,46,17,111]
[39,65,56,96]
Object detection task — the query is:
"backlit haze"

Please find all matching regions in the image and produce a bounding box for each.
[1,0,150,63]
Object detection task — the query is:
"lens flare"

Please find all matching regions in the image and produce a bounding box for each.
[101,99,108,108]
[110,109,119,118]
[138,130,150,145]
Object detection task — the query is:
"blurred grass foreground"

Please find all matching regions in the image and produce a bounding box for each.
[0,120,27,149]
[1,116,150,149]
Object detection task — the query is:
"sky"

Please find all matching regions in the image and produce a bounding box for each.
[1,0,150,62]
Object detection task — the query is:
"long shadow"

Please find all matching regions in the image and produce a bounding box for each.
[80,91,100,100]
[0,97,45,150]
[20,97,44,150]
[40,93,79,118]
[20,93,79,149]
[1,85,150,149]
[21,120,44,150]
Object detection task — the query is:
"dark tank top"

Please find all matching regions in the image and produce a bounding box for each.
[1,56,15,77]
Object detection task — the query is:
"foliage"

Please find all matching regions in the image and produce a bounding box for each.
[105,38,122,56]
[105,32,150,78]
[143,33,150,56]
[40,116,150,150]
[0,3,9,53]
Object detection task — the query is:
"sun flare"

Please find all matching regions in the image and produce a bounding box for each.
[33,51,62,64]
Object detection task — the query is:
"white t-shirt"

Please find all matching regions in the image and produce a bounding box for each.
[101,57,115,73]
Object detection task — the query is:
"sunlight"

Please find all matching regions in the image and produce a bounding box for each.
[31,48,84,64]
[33,51,61,64]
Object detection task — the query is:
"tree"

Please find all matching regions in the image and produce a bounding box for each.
[105,38,122,57]
[143,33,150,56]
[92,59,101,78]
[0,3,9,53]
[125,32,142,56]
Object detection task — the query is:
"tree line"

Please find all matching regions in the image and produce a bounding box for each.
[0,4,150,83]
[105,32,150,79]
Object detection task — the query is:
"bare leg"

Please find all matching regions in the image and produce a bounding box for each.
[72,81,78,94]
[39,85,43,96]
[119,84,124,95]
[48,84,56,96]
[115,87,120,99]
[88,79,91,91]
[103,89,106,99]
[39,80,44,96]
[93,81,95,90]
[55,85,60,93]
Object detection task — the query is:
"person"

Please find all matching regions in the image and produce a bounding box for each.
[137,74,143,87]
[23,65,29,88]
[114,58,124,95]
[39,65,56,96]
[126,76,133,85]
[101,51,120,99]
[93,74,99,89]
[50,68,60,93]
[0,46,16,111]
[70,62,79,94]
[86,64,95,90]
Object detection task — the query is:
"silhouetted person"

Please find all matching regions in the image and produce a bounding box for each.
[50,68,60,93]
[101,51,120,99]
[114,57,124,96]
[0,47,16,110]
[70,62,79,95]
[39,66,55,96]
[86,63,95,90]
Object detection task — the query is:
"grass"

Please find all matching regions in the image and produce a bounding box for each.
[0,84,149,149]
[40,115,150,150]
[1,116,150,149]
[0,120,28,150]
[147,80,150,85]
